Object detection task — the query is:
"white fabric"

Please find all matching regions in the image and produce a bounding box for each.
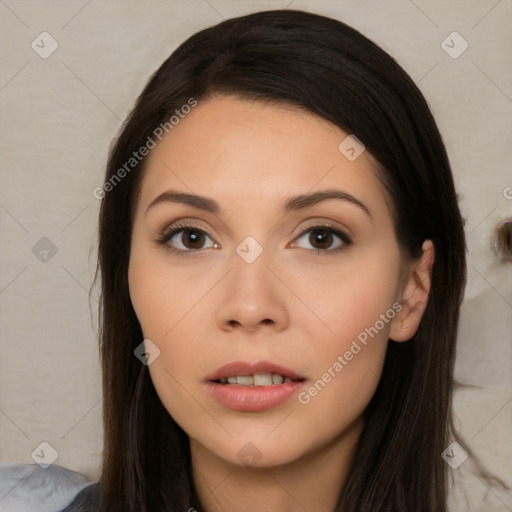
[0,464,90,512]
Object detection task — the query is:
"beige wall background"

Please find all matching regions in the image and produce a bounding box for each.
[1,0,511,509]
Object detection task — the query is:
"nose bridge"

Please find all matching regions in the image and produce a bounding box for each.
[233,240,272,296]
[215,237,289,331]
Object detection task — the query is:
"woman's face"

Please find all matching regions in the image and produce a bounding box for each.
[128,96,411,469]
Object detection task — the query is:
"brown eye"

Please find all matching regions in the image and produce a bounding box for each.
[293,224,352,254]
[308,227,334,249]
[157,224,216,253]
[180,228,207,249]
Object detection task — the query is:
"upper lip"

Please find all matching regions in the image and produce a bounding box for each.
[205,361,305,382]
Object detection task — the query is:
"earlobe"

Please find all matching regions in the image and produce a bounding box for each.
[389,239,435,342]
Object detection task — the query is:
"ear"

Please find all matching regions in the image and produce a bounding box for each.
[389,239,435,342]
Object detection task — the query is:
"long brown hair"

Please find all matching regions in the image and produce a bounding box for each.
[96,9,468,511]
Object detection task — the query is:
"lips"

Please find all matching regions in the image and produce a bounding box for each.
[204,360,306,411]
[204,360,305,383]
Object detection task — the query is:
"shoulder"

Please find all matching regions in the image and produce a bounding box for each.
[58,481,99,511]
[0,463,98,512]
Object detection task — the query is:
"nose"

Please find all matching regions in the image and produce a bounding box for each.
[215,248,290,333]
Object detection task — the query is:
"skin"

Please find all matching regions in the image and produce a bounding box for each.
[128,96,434,512]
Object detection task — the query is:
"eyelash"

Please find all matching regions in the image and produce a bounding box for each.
[156,221,352,257]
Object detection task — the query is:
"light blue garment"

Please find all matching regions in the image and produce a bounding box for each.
[0,463,92,512]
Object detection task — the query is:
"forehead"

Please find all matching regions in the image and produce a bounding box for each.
[138,96,391,220]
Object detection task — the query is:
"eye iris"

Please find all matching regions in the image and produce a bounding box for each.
[183,229,205,249]
[309,228,332,249]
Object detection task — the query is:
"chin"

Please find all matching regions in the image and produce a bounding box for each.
[192,430,312,469]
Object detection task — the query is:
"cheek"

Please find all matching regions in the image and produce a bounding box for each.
[294,296,393,439]
[295,246,401,350]
[128,251,189,340]
[291,248,400,414]
[146,340,202,426]
[128,252,209,414]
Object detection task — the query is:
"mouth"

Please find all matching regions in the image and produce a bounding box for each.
[204,361,306,411]
[205,360,305,385]
[215,373,299,386]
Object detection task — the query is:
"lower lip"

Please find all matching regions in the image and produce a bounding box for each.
[205,380,305,412]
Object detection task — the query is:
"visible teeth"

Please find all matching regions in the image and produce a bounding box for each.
[253,373,272,386]
[219,373,292,386]
[236,375,254,386]
[272,374,283,384]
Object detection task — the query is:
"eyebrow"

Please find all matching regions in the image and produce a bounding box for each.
[145,188,372,219]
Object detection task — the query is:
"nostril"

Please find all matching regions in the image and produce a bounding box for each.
[226,319,273,327]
